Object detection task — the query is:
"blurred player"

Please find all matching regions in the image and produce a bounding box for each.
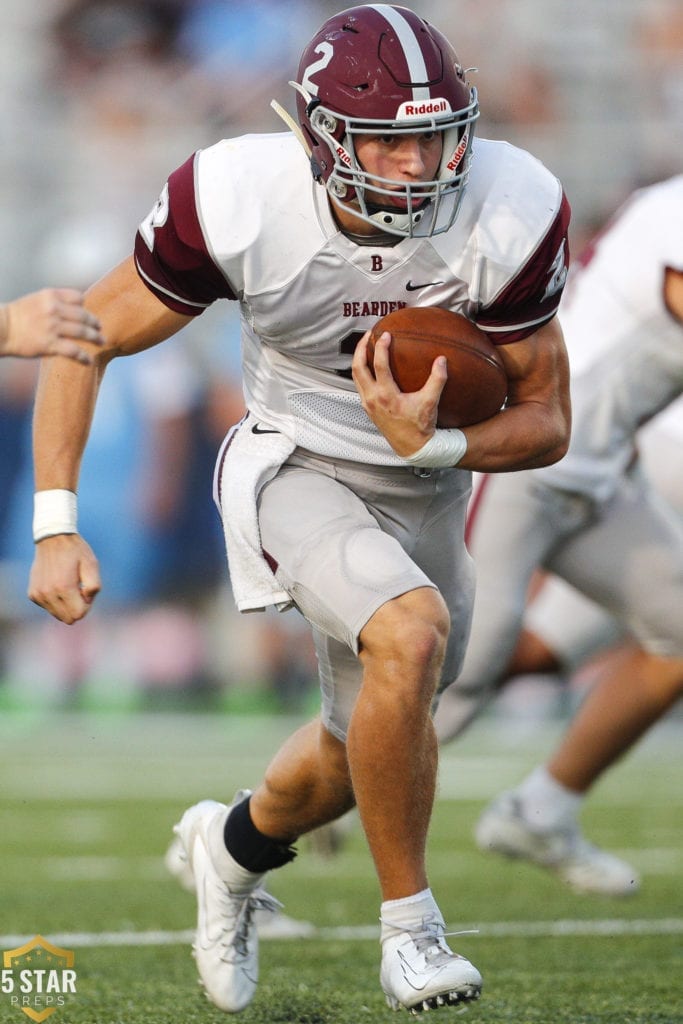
[0,288,103,362]
[435,175,683,896]
[27,5,571,1014]
[512,400,683,684]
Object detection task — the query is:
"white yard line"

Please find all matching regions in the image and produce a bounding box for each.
[2,918,683,949]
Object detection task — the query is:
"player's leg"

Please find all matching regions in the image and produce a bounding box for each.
[351,587,483,1012]
[506,624,563,676]
[433,471,582,743]
[277,457,482,1009]
[349,584,448,898]
[478,479,683,894]
[521,574,624,676]
[544,477,683,788]
[170,716,354,1012]
[178,455,482,1011]
[253,583,450,896]
[334,465,482,1010]
[172,460,388,1012]
[247,458,447,853]
[249,716,355,837]
[547,644,683,791]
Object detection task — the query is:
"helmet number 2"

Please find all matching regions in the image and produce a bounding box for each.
[301,42,334,97]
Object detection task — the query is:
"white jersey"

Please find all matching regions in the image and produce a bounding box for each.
[638,394,683,511]
[135,131,569,465]
[538,175,683,501]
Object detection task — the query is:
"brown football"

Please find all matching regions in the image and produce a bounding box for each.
[367,306,508,428]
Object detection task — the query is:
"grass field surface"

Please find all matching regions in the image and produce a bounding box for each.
[0,708,681,1023]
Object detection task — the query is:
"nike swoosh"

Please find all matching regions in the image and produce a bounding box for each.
[406,280,444,291]
[196,850,225,948]
[397,950,431,991]
[251,423,281,435]
[197,880,215,948]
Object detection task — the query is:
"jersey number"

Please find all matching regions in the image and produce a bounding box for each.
[138,183,170,252]
[337,330,365,379]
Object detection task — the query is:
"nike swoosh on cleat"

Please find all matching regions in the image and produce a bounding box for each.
[405,280,444,291]
[397,950,443,992]
[196,863,227,948]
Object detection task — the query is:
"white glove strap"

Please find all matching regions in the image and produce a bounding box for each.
[33,489,78,542]
[403,428,468,469]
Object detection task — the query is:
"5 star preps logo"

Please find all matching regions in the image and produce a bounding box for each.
[2,936,76,1022]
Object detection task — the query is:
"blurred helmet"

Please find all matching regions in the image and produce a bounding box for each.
[292,4,479,238]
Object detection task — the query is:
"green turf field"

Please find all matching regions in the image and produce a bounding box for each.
[0,709,681,1023]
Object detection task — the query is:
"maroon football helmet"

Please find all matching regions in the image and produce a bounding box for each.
[291,4,479,237]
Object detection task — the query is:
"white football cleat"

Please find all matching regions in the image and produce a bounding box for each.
[380,912,482,1014]
[475,791,640,896]
[165,832,195,892]
[174,797,280,1013]
[165,799,315,938]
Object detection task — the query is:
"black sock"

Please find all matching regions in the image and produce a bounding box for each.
[224,795,298,873]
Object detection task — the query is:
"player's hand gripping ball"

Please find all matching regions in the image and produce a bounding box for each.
[368,306,508,428]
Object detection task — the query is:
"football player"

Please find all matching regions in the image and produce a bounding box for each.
[435,175,683,896]
[28,5,571,1014]
[507,400,683,688]
[0,288,103,363]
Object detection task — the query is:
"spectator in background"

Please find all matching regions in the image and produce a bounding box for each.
[43,0,211,245]
[174,0,317,132]
[636,0,683,161]
[52,0,185,81]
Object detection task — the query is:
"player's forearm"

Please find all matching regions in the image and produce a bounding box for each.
[459,400,570,472]
[458,317,571,472]
[32,356,103,492]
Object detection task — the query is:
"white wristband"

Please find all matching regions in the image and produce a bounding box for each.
[403,428,468,469]
[33,489,78,542]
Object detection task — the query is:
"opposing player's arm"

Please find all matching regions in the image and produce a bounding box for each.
[353,316,570,471]
[29,256,193,624]
[0,288,104,362]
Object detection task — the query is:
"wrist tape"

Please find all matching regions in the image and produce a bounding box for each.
[33,489,78,542]
[403,428,468,469]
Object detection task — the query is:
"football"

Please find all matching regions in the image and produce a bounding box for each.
[367,306,508,428]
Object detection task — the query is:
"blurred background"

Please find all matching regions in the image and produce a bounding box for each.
[0,0,682,715]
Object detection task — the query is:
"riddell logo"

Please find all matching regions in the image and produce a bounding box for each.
[446,129,469,172]
[335,144,352,167]
[397,98,451,118]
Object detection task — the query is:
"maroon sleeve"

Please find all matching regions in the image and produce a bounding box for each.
[476,191,571,345]
[134,153,237,316]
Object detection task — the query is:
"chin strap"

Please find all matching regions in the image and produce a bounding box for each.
[270,98,312,159]
[365,201,425,233]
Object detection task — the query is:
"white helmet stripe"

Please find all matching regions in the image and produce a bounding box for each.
[369,5,431,102]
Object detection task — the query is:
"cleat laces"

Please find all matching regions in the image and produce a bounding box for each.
[382,914,478,962]
[215,888,282,962]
